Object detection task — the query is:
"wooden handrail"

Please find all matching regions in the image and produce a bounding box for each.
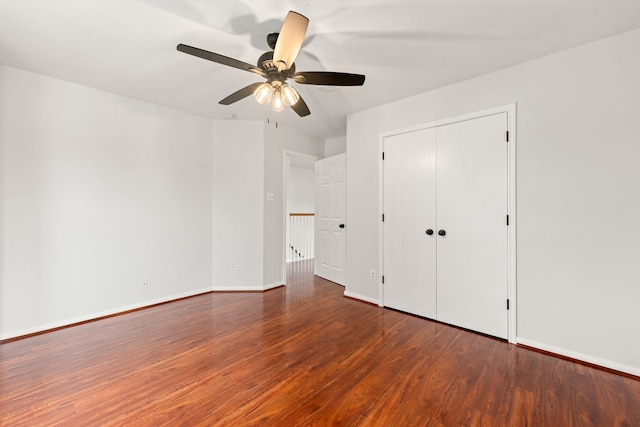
[290,213,315,217]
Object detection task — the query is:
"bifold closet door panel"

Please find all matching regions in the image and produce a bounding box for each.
[383,128,437,319]
[436,113,509,339]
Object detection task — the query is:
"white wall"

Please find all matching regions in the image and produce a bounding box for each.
[0,64,323,335]
[0,66,213,339]
[263,125,323,287]
[288,166,315,213]
[211,122,322,289]
[324,135,346,157]
[211,120,264,290]
[346,28,640,375]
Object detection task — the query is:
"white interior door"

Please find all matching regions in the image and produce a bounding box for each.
[383,129,437,318]
[314,154,346,285]
[436,113,508,339]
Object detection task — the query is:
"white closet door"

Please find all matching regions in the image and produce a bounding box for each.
[436,113,508,339]
[314,154,346,285]
[383,128,437,318]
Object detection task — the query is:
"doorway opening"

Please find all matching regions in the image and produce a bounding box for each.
[284,151,319,282]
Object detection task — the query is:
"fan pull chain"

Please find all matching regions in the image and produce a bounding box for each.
[266,106,279,129]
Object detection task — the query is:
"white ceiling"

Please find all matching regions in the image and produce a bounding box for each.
[1,0,640,142]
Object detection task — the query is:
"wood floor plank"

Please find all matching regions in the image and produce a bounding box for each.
[1,259,640,426]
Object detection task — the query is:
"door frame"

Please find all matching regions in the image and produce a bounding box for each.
[283,150,321,284]
[378,104,517,343]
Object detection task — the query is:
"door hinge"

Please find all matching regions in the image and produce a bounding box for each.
[506,131,509,142]
[382,213,385,222]
[382,152,385,160]
[507,299,510,310]
[382,275,385,284]
[506,215,509,225]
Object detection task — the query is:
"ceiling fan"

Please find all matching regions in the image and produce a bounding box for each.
[177,11,365,117]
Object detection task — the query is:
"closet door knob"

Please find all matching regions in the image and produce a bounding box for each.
[438,229,446,236]
[425,229,434,235]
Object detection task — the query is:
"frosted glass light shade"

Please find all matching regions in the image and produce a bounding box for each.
[281,84,300,107]
[253,83,274,105]
[271,88,286,112]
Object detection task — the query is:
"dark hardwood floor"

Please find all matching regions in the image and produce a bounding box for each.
[1,259,639,426]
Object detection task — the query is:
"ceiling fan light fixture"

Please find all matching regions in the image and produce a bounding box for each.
[281,84,300,107]
[177,11,365,119]
[253,83,274,105]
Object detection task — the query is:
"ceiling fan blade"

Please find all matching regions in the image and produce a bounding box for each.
[273,11,309,71]
[294,72,365,86]
[177,44,265,77]
[219,82,264,105]
[290,94,311,117]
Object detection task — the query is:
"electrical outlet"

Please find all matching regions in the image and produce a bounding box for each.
[230,261,237,271]
[140,278,149,289]
[369,269,376,280]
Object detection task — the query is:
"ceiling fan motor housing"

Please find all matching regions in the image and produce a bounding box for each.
[257,51,295,84]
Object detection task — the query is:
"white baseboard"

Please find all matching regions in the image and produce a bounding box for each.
[344,290,379,306]
[211,286,265,292]
[0,287,213,341]
[517,337,640,377]
[264,282,284,291]
[211,283,283,292]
